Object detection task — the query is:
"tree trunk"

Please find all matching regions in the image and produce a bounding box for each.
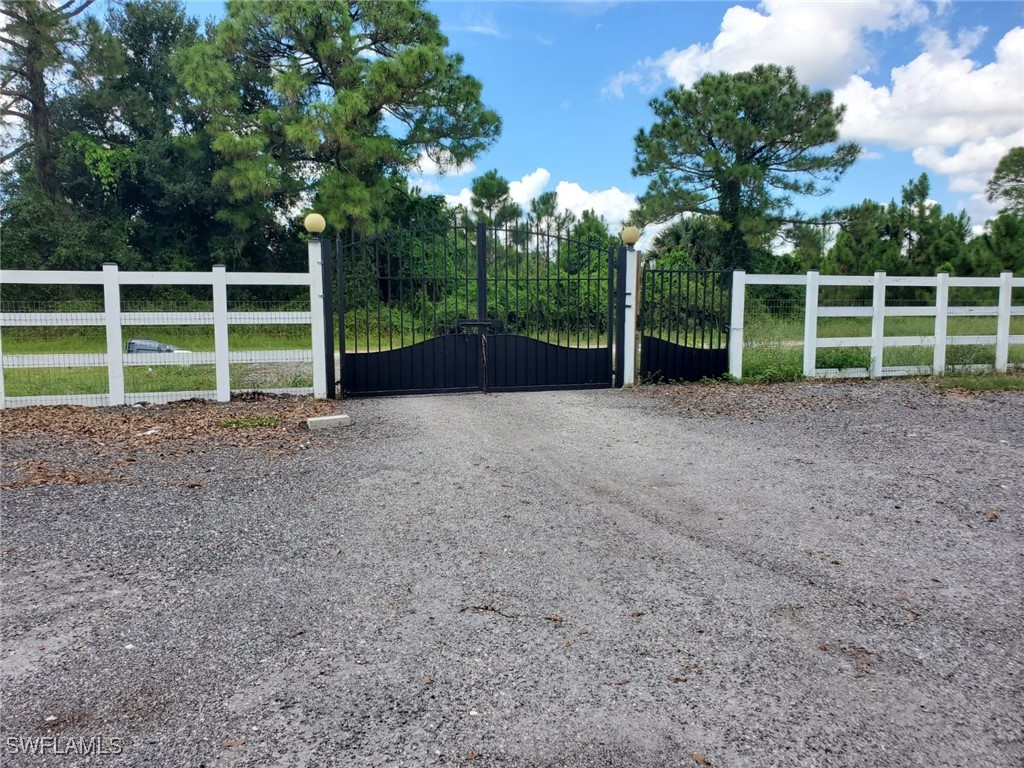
[719,179,751,270]
[25,36,59,201]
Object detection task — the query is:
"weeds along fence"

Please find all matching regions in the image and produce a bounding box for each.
[0,260,327,408]
[731,271,1024,381]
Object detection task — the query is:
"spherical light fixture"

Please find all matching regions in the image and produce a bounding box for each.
[621,225,641,247]
[303,212,326,235]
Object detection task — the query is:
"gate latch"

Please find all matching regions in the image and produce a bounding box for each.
[456,319,504,333]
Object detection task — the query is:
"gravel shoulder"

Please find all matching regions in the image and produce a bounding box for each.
[1,381,1022,767]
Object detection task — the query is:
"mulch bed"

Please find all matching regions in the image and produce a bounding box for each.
[0,393,343,489]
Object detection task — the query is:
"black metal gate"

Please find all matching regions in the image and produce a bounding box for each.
[323,222,625,397]
[638,268,731,382]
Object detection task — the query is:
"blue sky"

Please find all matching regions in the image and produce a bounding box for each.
[188,1,1023,237]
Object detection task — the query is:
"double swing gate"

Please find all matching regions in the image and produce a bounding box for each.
[322,221,626,396]
[319,221,731,397]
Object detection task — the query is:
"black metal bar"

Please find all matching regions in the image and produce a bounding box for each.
[320,236,336,399]
[476,221,487,322]
[606,245,614,383]
[336,232,346,395]
[476,220,488,391]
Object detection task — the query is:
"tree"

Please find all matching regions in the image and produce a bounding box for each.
[632,64,860,270]
[528,190,575,233]
[470,169,511,225]
[966,212,1024,275]
[175,0,500,234]
[1,0,95,200]
[559,209,612,273]
[647,216,722,269]
[986,147,1024,215]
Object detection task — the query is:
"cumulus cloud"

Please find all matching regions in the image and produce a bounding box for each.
[443,169,638,231]
[442,168,553,211]
[509,168,552,206]
[554,181,636,230]
[836,26,1024,222]
[604,0,929,97]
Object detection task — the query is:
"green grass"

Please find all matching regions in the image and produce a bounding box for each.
[932,371,1024,392]
[741,311,1024,380]
[2,325,311,355]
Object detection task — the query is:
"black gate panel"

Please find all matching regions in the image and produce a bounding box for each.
[639,268,731,382]
[331,221,621,396]
[342,335,480,396]
[639,337,728,383]
[486,335,611,390]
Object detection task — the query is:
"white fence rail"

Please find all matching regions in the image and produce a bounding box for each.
[0,251,328,409]
[729,270,1024,380]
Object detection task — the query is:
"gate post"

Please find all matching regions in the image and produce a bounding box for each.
[729,270,746,379]
[321,236,336,399]
[614,245,627,388]
[620,227,641,386]
[304,213,328,399]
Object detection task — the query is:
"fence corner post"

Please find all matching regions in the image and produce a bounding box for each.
[995,270,1013,373]
[729,270,746,379]
[212,265,230,402]
[802,270,819,378]
[102,263,125,406]
[870,270,887,378]
[933,272,949,375]
[308,233,328,399]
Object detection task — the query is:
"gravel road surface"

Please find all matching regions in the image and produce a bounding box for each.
[1,382,1022,767]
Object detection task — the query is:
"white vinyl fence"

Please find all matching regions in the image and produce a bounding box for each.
[729,270,1024,380]
[0,251,328,409]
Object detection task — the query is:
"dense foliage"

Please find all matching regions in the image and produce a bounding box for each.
[1,0,499,282]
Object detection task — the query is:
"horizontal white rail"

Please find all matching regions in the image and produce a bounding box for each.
[730,270,1023,380]
[2,269,311,287]
[2,311,313,327]
[0,260,327,408]
[2,349,313,369]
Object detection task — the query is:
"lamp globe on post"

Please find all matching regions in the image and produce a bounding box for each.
[621,225,641,249]
[304,212,326,240]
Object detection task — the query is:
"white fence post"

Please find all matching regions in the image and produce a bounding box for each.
[103,263,125,405]
[802,270,819,377]
[0,328,5,409]
[995,270,1013,373]
[870,271,886,378]
[933,272,949,375]
[622,245,640,386]
[729,270,746,379]
[308,236,328,399]
[212,265,230,402]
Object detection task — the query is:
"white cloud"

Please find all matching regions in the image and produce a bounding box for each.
[443,169,637,231]
[601,71,644,100]
[413,150,476,177]
[604,0,930,97]
[509,168,552,206]
[554,181,636,231]
[444,187,473,211]
[836,26,1024,222]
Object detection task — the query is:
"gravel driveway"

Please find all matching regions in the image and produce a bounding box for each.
[1,382,1022,767]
